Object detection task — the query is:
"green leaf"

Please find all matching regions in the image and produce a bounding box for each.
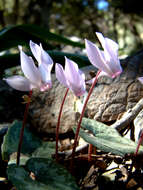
[1,120,42,161]
[7,164,52,190]
[26,158,79,190]
[7,158,80,190]
[32,142,55,159]
[0,24,84,52]
[76,117,143,156]
[1,120,57,165]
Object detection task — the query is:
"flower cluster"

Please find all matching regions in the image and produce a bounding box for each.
[4,32,122,95]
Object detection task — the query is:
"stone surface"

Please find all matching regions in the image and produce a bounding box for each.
[29,66,96,134]
[28,50,143,134]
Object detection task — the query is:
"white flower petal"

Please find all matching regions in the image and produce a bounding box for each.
[65,57,86,96]
[30,40,41,64]
[4,75,31,91]
[38,63,52,85]
[40,44,53,66]
[96,33,122,76]
[96,32,106,49]
[65,57,80,85]
[19,48,42,86]
[30,41,53,85]
[55,63,68,88]
[87,33,122,78]
[85,39,112,75]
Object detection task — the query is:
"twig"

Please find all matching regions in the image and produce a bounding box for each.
[58,143,89,158]
[111,98,143,132]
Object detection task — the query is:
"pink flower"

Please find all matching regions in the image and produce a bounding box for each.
[4,41,53,92]
[55,57,86,97]
[85,32,122,78]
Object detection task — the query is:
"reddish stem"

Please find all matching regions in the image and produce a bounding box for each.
[88,144,93,161]
[55,88,69,161]
[71,70,101,168]
[135,130,143,156]
[16,90,32,165]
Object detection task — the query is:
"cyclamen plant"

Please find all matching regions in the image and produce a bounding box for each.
[4,32,123,170]
[55,56,86,161]
[4,41,53,165]
[71,32,123,164]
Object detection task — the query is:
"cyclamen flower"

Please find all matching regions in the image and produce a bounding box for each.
[4,41,53,92]
[55,57,86,97]
[85,32,122,78]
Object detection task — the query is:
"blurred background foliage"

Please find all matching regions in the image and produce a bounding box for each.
[0,0,143,77]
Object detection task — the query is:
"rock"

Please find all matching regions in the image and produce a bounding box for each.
[29,66,96,134]
[29,50,143,135]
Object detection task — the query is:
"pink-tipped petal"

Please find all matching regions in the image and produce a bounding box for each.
[19,48,41,86]
[96,33,122,77]
[55,63,68,88]
[86,33,122,78]
[4,76,31,91]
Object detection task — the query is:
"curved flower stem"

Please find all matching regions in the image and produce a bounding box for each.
[55,88,69,161]
[16,90,32,166]
[135,130,143,156]
[71,70,101,168]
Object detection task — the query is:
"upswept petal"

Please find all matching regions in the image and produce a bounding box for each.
[4,75,31,91]
[96,32,122,77]
[38,63,52,85]
[29,40,41,64]
[104,37,118,63]
[96,32,116,62]
[96,32,106,49]
[104,38,122,77]
[85,39,112,76]
[65,57,86,96]
[38,44,53,83]
[96,32,119,54]
[19,47,42,86]
[55,63,68,88]
[40,44,53,66]
[65,57,80,85]
[105,38,118,54]
[30,41,53,67]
